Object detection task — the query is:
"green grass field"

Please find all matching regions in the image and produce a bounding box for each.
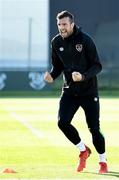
[0,97,119,179]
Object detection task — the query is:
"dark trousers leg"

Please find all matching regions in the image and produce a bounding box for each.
[58,93,81,145]
[81,96,105,154]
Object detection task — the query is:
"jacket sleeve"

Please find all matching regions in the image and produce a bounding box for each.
[50,43,64,80]
[83,36,102,80]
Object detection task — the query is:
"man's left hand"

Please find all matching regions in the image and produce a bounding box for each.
[72,71,83,82]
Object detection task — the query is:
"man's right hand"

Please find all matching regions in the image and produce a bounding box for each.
[44,71,53,83]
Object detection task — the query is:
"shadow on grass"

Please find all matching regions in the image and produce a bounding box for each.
[83,171,119,178]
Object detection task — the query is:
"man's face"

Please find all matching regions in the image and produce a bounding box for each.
[57,17,74,38]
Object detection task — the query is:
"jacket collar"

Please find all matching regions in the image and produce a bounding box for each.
[62,25,82,41]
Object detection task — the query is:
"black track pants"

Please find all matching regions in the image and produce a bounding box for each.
[58,92,105,154]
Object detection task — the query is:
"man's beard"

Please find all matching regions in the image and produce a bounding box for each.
[60,29,73,38]
[60,30,70,38]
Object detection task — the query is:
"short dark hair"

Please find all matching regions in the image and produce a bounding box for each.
[56,10,74,23]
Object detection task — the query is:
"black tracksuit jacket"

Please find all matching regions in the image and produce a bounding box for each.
[50,25,102,96]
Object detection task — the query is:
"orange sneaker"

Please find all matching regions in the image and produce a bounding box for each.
[77,146,91,172]
[99,162,108,174]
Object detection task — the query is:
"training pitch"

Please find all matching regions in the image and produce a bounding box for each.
[0,97,119,179]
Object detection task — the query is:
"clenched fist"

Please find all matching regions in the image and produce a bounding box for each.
[72,71,83,82]
[44,71,53,83]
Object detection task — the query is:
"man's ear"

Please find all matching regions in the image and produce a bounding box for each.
[71,22,75,29]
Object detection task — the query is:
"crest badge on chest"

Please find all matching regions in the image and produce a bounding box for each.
[75,44,83,52]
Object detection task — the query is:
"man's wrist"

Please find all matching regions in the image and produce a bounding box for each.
[81,74,85,81]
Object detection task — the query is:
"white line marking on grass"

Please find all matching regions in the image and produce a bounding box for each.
[9,112,70,147]
[11,112,45,139]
